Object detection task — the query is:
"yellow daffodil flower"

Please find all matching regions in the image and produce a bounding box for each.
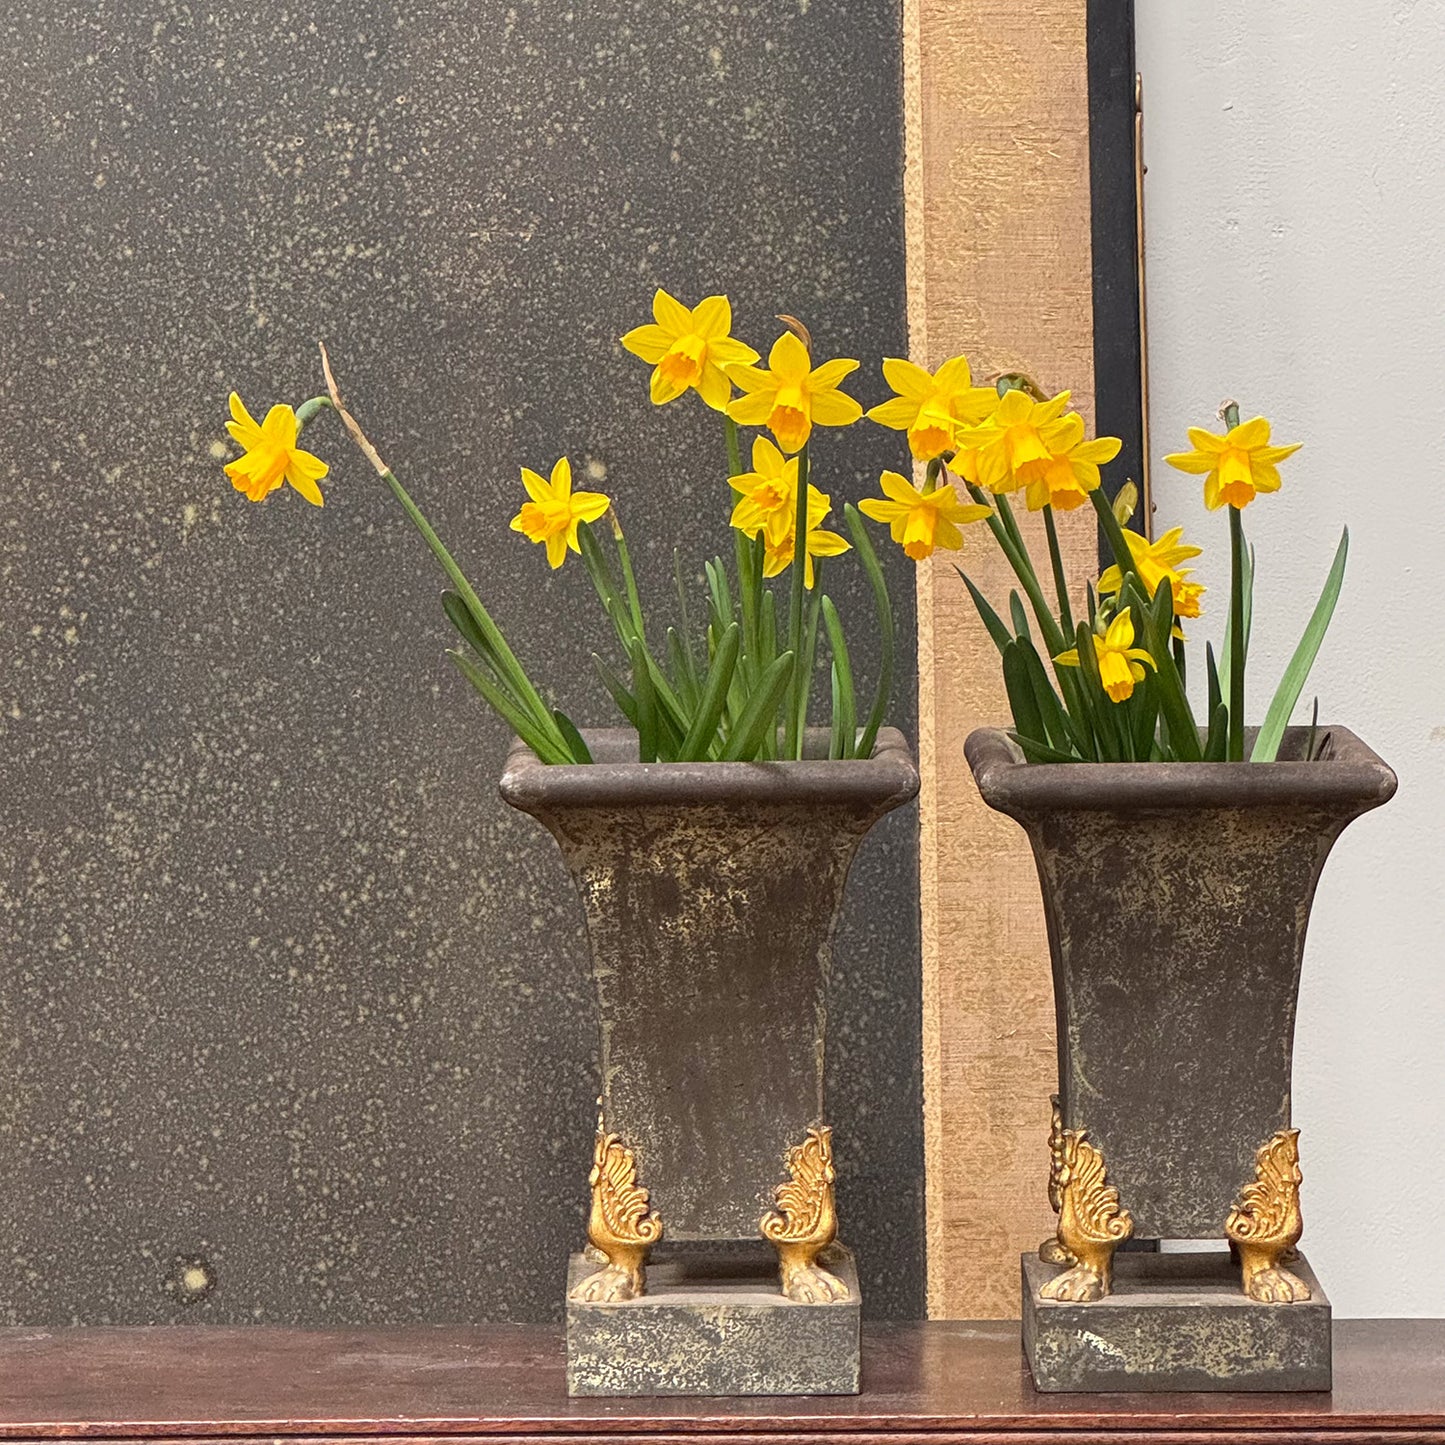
[1097,526,1206,638]
[961,387,1077,493]
[1097,526,1203,600]
[1164,416,1302,510]
[1055,607,1157,704]
[223,393,329,505]
[866,355,999,461]
[726,331,862,454]
[859,471,992,560]
[1021,414,1124,511]
[728,437,804,546]
[759,484,850,589]
[620,290,760,411]
[509,457,611,569]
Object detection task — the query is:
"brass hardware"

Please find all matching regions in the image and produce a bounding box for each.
[1226,1128,1310,1303]
[1038,1127,1134,1302]
[761,1125,849,1303]
[1039,1094,1075,1266]
[569,1128,663,1303]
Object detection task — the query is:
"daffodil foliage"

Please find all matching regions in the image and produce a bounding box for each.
[223,297,898,766]
[857,364,1346,763]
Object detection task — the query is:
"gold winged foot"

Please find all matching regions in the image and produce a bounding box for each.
[1226,1128,1310,1303]
[761,1126,849,1303]
[569,1129,663,1303]
[1037,1128,1134,1302]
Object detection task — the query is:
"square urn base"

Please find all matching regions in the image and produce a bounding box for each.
[1023,1249,1331,1393]
[565,1246,860,1397]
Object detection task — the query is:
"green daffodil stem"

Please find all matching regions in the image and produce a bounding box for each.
[725,416,743,478]
[609,507,648,647]
[785,443,811,759]
[1222,400,1245,761]
[1042,504,1075,637]
[965,481,1064,656]
[1228,504,1246,761]
[295,395,334,428]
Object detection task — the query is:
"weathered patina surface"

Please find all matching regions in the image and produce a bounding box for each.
[968,726,1395,1242]
[501,730,919,1244]
[566,1247,860,1396]
[1023,1250,1332,1392]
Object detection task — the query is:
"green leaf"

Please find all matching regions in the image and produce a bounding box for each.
[1010,732,1085,765]
[953,565,1012,653]
[822,597,857,759]
[721,652,795,761]
[593,654,640,730]
[843,507,895,758]
[552,709,593,764]
[1009,590,1033,643]
[448,650,569,764]
[1206,640,1222,721]
[628,634,659,763]
[678,622,740,761]
[666,627,700,712]
[1250,528,1349,763]
[1003,640,1048,748]
[1014,635,1081,758]
[1203,700,1230,761]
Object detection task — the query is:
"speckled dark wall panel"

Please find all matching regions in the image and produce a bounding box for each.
[0,2,919,1324]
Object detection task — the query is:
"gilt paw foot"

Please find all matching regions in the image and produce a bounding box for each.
[1038,1263,1107,1302]
[782,1263,850,1303]
[1242,1263,1311,1304]
[569,1263,643,1303]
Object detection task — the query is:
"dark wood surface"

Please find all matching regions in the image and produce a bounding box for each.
[0,1320,1439,1443]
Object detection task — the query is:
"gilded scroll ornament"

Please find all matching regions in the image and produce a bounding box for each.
[1037,1127,1134,1302]
[1039,1094,1075,1266]
[761,1125,849,1303]
[1226,1128,1310,1303]
[569,1129,663,1303]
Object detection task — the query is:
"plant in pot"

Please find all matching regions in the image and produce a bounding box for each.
[222,298,918,1396]
[859,368,1394,1391]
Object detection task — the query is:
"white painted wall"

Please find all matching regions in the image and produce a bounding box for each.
[1136,3,1445,1316]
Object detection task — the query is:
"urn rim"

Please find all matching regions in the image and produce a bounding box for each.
[499,725,920,814]
[966,724,1397,820]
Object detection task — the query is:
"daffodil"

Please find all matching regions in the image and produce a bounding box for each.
[1021,414,1123,511]
[620,290,760,411]
[760,485,850,589]
[960,388,1077,494]
[1097,527,1206,638]
[866,355,999,461]
[1098,526,1203,601]
[728,437,803,546]
[509,457,611,569]
[1055,607,1157,704]
[859,472,992,560]
[223,393,329,505]
[1164,416,1301,510]
[726,331,862,454]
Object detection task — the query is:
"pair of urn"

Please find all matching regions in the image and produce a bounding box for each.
[499,723,1396,1395]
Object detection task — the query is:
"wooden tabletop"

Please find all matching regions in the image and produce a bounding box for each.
[0,1320,1439,1443]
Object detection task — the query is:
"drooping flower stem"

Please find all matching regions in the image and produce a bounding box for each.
[785,443,812,758]
[312,349,573,761]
